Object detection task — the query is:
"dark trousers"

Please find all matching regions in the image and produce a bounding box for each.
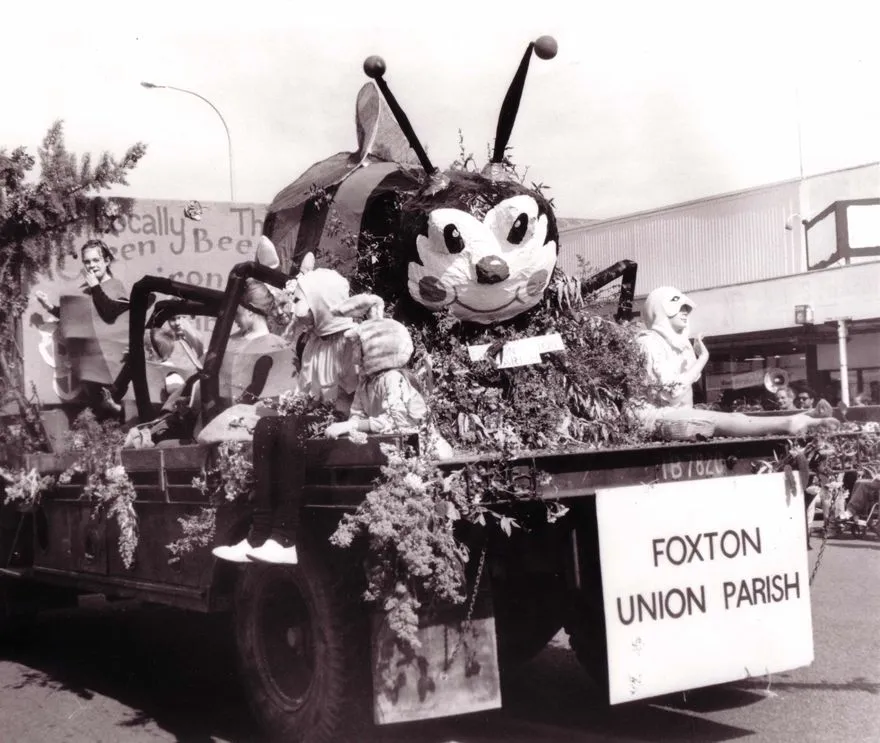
[250,415,308,546]
[109,358,133,403]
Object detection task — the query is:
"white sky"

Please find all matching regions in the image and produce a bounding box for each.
[3,0,879,219]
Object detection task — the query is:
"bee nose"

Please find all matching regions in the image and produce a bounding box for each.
[475,256,509,285]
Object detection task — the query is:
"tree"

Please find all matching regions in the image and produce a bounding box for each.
[0,121,146,451]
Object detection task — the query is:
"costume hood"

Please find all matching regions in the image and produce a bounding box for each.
[642,286,695,351]
[345,318,414,377]
[297,269,355,337]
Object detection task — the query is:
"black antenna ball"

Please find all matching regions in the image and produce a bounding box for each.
[534,35,558,60]
[363,56,386,79]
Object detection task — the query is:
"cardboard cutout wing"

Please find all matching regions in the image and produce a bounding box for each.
[217,334,296,404]
[59,295,128,385]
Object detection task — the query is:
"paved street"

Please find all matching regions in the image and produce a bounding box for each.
[1,535,878,743]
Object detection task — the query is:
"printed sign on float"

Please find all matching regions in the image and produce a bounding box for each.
[595,472,813,704]
[24,199,267,406]
[467,332,565,369]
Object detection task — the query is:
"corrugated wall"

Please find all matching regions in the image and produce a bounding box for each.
[557,181,803,295]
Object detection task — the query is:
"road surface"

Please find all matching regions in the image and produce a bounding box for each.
[1,535,878,742]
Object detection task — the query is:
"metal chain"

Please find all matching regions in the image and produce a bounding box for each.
[443,544,487,673]
[809,524,829,586]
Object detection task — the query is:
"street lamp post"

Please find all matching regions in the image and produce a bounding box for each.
[140,82,235,202]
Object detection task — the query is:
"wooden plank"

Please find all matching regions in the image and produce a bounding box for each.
[305,434,417,467]
[120,447,163,472]
[105,503,212,588]
[161,444,213,471]
[32,501,107,575]
[371,594,501,724]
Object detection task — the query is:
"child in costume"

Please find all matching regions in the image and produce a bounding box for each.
[636,286,838,439]
[211,253,358,564]
[325,294,453,458]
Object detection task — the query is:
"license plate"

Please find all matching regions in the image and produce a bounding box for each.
[659,455,727,482]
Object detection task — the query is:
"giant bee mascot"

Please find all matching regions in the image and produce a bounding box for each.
[262,36,645,450]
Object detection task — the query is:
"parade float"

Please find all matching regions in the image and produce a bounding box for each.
[3,35,878,743]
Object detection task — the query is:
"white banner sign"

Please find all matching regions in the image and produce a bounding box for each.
[467,332,565,369]
[25,199,267,405]
[596,472,813,704]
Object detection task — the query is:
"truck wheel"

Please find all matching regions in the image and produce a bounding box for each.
[494,574,565,667]
[565,593,610,701]
[0,582,31,642]
[233,555,368,743]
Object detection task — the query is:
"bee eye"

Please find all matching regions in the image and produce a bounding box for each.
[443,224,465,254]
[507,213,529,244]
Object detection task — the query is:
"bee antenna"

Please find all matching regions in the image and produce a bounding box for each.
[490,35,558,165]
[363,55,442,183]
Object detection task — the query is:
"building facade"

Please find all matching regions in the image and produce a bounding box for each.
[558,162,880,406]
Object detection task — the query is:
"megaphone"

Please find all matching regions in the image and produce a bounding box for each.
[763,367,790,393]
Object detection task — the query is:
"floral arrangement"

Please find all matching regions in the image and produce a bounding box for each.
[346,265,649,460]
[330,443,568,650]
[0,411,139,567]
[1,412,139,568]
[0,466,54,510]
[331,445,469,649]
[167,440,255,558]
[60,410,139,569]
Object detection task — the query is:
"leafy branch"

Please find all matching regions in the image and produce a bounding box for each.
[0,122,146,453]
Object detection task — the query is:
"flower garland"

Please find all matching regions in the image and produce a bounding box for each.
[61,410,139,569]
[330,441,569,650]
[0,411,140,569]
[167,440,255,558]
[0,466,54,510]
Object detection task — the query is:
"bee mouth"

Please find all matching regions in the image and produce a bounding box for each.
[452,286,526,315]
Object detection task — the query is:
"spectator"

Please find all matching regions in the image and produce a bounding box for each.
[793,385,816,410]
[774,386,796,411]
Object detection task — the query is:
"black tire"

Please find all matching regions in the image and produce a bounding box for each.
[494,573,565,668]
[233,548,368,743]
[564,591,610,702]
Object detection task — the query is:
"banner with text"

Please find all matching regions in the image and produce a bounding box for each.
[596,472,813,704]
[24,199,267,406]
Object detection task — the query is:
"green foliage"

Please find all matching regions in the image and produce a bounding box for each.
[0,413,139,570]
[59,410,139,568]
[167,507,218,559]
[0,466,54,510]
[0,121,146,451]
[411,270,651,453]
[168,441,255,558]
[330,444,472,650]
[757,428,880,532]
[330,443,568,650]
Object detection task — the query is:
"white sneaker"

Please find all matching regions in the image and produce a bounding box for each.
[212,539,255,563]
[247,539,298,565]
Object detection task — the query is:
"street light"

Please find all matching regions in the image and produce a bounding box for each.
[140,81,235,202]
